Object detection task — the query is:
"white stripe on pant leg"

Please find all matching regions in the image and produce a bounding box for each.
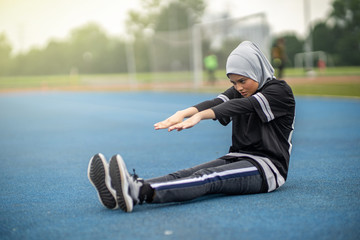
[258,156,285,188]
[150,166,258,189]
[226,153,284,192]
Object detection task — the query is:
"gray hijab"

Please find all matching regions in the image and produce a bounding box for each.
[226,41,274,89]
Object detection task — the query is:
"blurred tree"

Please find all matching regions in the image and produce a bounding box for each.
[98,37,128,73]
[0,33,12,75]
[281,34,304,67]
[331,0,360,29]
[126,0,205,35]
[154,0,205,31]
[332,0,360,65]
[125,0,205,72]
[42,40,71,74]
[312,22,335,54]
[271,34,304,67]
[67,23,129,74]
[68,23,110,74]
[5,23,130,76]
[311,0,360,66]
[278,0,360,68]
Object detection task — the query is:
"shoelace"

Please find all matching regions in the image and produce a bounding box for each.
[132,169,139,180]
[130,169,145,204]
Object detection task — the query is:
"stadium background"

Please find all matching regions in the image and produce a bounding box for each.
[0,0,359,239]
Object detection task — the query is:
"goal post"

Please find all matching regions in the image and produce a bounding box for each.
[192,13,271,88]
[143,13,271,89]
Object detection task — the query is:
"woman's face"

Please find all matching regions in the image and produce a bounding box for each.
[229,74,259,97]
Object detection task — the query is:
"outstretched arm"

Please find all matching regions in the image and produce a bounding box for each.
[154,107,199,130]
[166,109,215,132]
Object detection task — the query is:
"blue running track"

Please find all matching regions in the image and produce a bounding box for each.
[0,91,359,240]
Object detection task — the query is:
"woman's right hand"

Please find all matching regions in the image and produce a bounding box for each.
[154,111,185,130]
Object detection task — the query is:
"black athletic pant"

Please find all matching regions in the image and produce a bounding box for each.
[146,157,264,203]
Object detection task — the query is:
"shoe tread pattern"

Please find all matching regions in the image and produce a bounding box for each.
[89,156,117,209]
[109,158,130,212]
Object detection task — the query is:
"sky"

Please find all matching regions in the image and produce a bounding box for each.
[0,0,334,53]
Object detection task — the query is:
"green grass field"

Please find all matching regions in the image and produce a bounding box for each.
[0,67,359,97]
[290,82,360,97]
[281,66,360,77]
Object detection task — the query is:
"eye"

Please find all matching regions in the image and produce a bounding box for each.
[238,79,247,84]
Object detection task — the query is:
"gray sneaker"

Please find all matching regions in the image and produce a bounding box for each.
[109,154,144,212]
[87,153,118,209]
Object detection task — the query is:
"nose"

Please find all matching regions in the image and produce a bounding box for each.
[235,83,243,91]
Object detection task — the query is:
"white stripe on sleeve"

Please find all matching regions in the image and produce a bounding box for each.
[217,94,230,103]
[253,93,275,122]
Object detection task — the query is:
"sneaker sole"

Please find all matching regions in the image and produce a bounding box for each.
[87,153,118,209]
[109,154,133,212]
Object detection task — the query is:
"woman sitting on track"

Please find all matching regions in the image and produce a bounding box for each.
[87,41,296,212]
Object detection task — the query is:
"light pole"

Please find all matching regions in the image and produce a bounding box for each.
[304,0,313,73]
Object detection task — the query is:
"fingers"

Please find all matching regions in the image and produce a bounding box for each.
[154,122,165,130]
[154,112,200,131]
[168,120,194,132]
[154,119,171,130]
[157,114,200,131]
[154,117,180,130]
[154,122,174,130]
[168,124,186,132]
[154,112,185,130]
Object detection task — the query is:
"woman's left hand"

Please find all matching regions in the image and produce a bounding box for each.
[168,114,202,132]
